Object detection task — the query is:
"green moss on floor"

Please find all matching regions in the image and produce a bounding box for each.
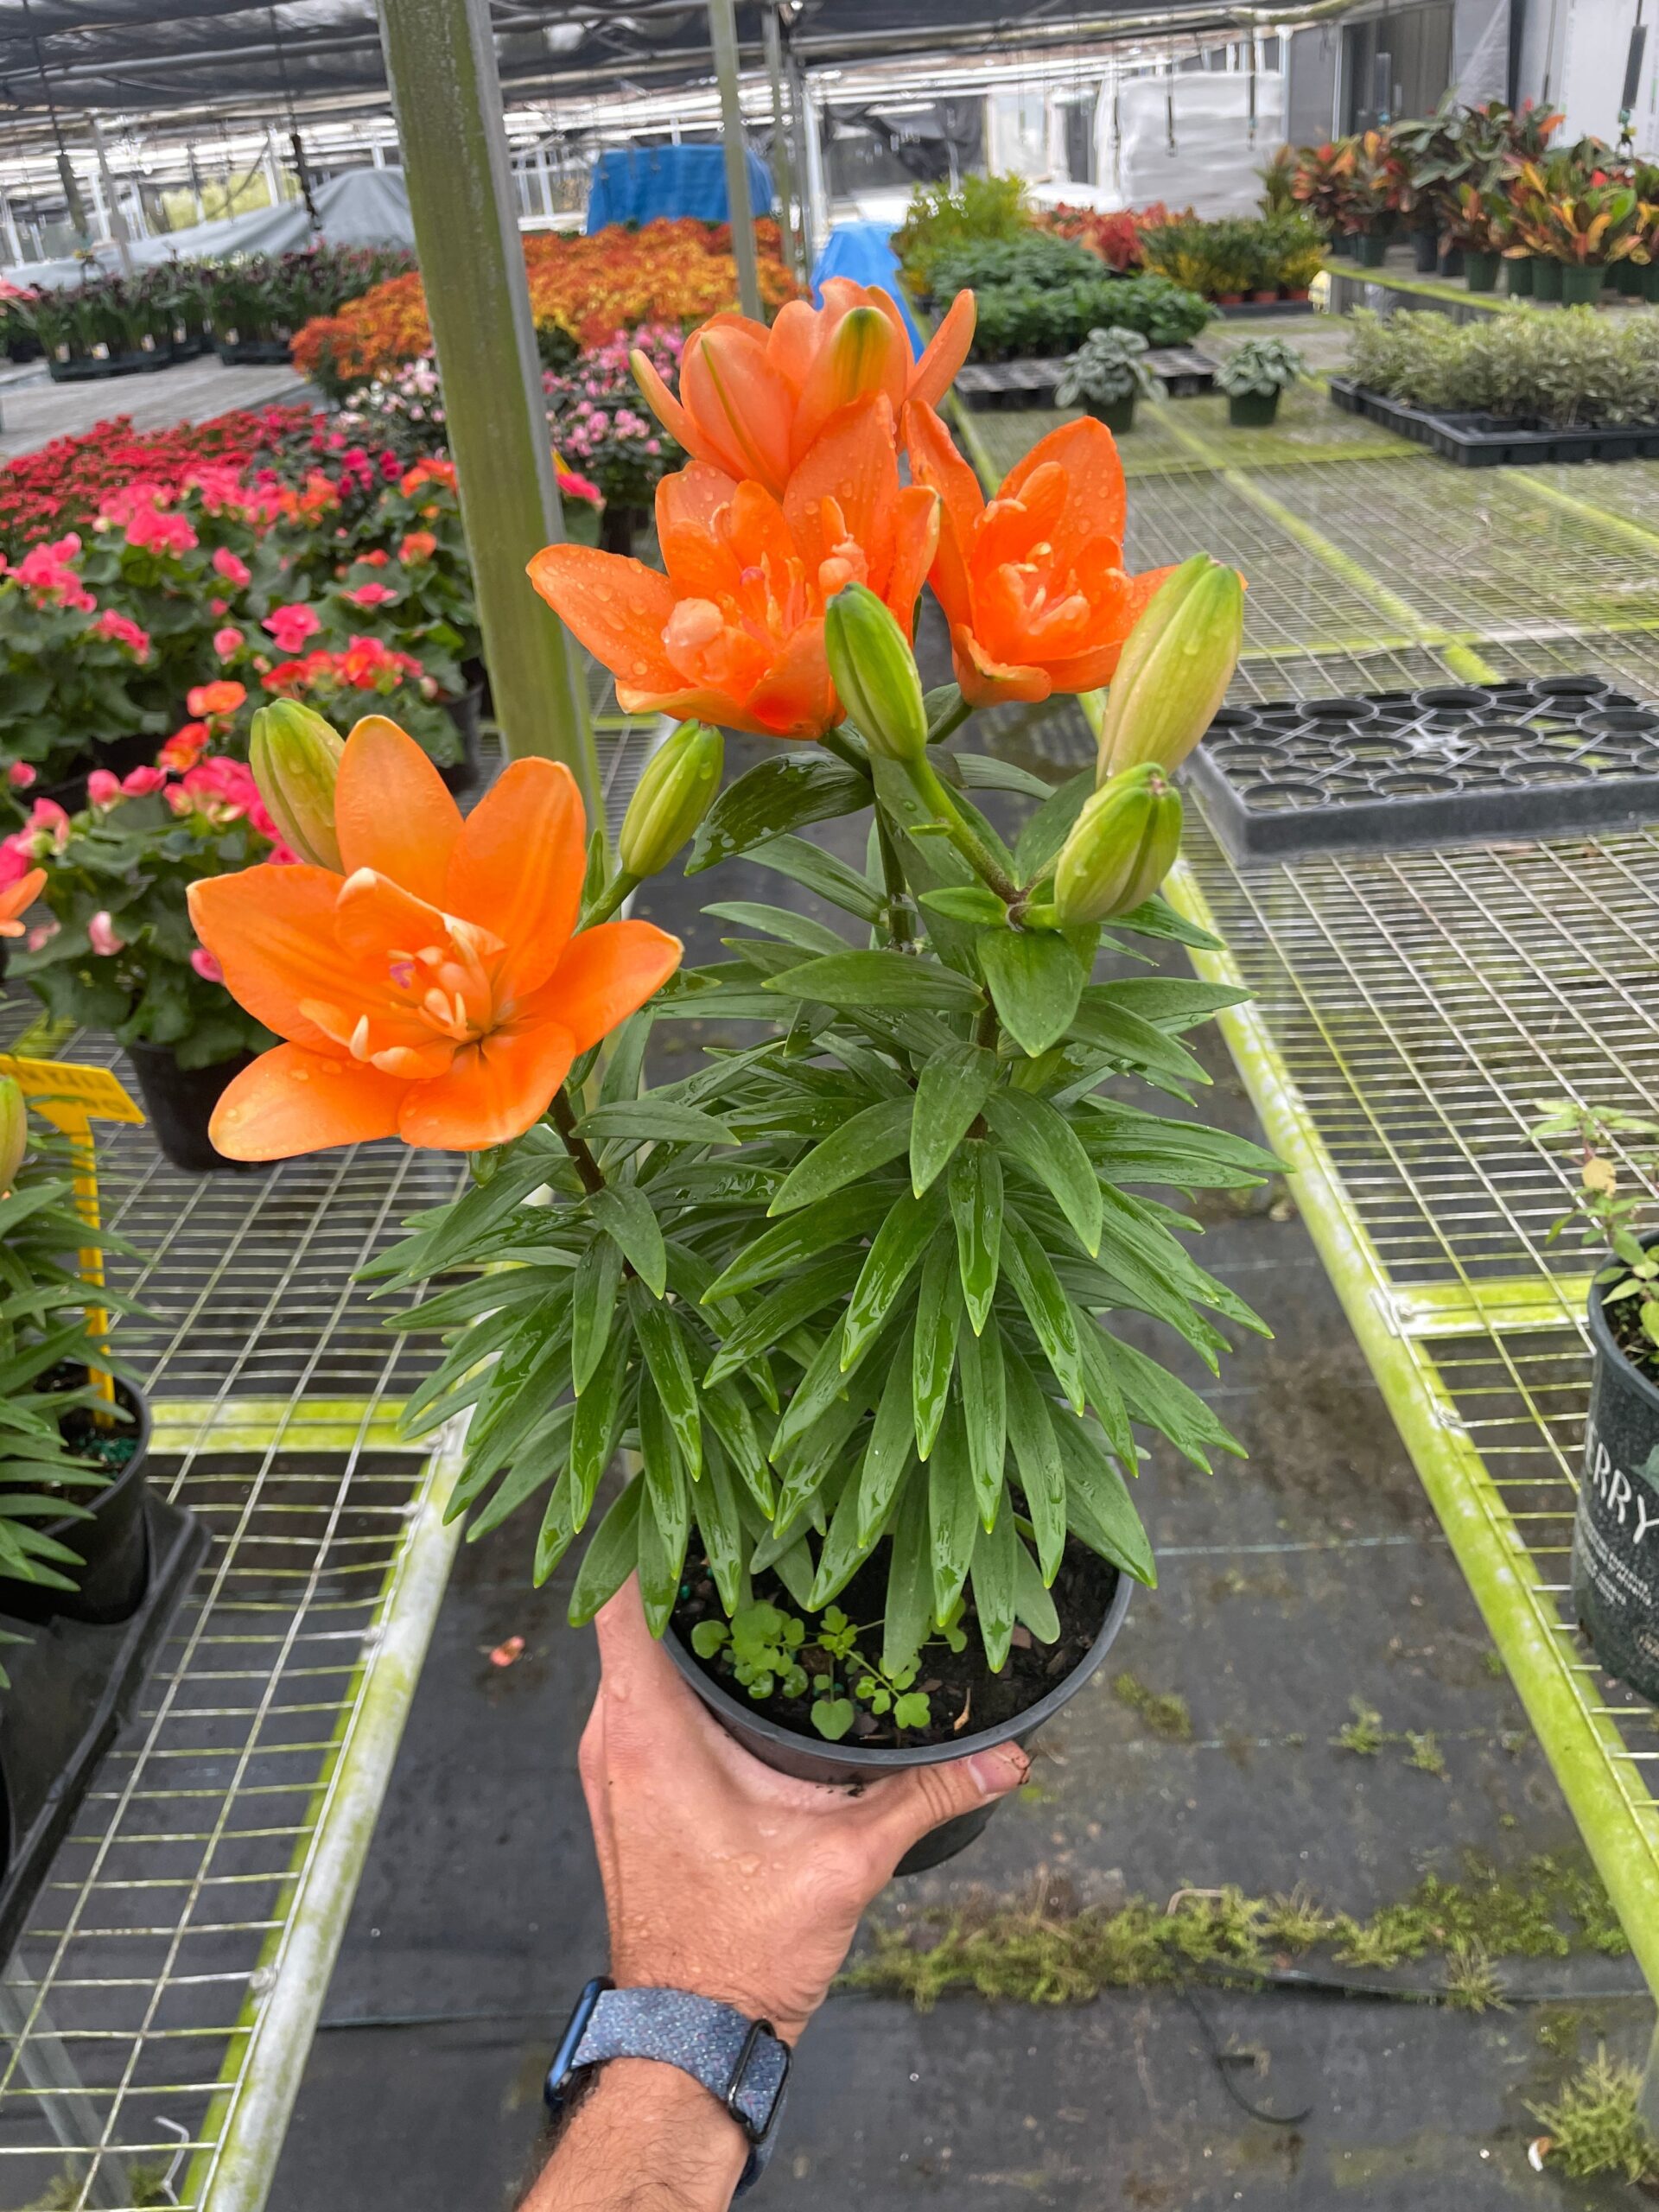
[1529,2048,1659,2183]
[1112,1669,1194,1741]
[844,1850,1632,2012]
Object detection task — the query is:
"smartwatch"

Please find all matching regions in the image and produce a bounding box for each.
[544,1977,791,2198]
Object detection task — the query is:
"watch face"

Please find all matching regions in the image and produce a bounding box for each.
[544,1976,611,2111]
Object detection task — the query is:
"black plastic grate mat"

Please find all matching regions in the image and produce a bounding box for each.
[1185,675,1659,861]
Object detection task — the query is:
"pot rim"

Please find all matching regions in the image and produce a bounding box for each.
[665,1551,1133,1774]
[1586,1233,1659,1418]
[40,1372,152,1547]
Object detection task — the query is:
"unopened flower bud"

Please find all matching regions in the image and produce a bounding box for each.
[1097,555,1243,784]
[250,702,344,872]
[618,720,723,878]
[823,583,928,764]
[0,1077,28,1197]
[1053,765,1183,924]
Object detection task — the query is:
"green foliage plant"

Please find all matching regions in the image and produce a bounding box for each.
[1531,1099,1659,1352]
[1216,336,1306,398]
[1344,305,1659,428]
[371,580,1273,1738]
[893,174,1030,297]
[969,273,1210,361]
[1055,327,1160,408]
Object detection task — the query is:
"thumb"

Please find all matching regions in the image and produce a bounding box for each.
[855,1741,1029,1867]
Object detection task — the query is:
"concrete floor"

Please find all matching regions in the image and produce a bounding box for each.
[0,353,306,455]
[265,721,1649,2212]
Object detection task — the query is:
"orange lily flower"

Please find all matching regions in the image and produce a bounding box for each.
[187,719,681,1159]
[529,397,938,741]
[630,281,976,497]
[906,401,1176,708]
[0,868,45,938]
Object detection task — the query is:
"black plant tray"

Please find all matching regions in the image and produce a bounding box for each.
[0,1491,206,1964]
[213,338,294,366]
[47,351,173,383]
[958,348,1217,410]
[1186,676,1659,862]
[1330,376,1659,465]
[1216,297,1314,318]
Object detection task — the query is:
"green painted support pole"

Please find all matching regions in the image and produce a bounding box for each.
[761,3,798,283]
[708,0,762,319]
[377,0,596,805]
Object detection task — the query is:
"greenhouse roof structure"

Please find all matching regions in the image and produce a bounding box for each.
[0,0,1332,131]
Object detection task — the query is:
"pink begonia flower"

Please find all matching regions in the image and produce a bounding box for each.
[122,766,168,796]
[25,920,58,954]
[213,548,252,589]
[190,946,225,982]
[86,770,124,808]
[14,536,95,612]
[7,763,35,790]
[346,581,397,607]
[94,609,151,658]
[25,798,69,851]
[87,911,124,957]
[0,837,36,888]
[124,503,198,557]
[264,602,321,654]
[213,626,244,659]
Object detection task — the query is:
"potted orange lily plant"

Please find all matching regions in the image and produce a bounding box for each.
[188,283,1268,1871]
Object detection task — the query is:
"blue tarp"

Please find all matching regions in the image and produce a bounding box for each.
[586,146,776,232]
[810,220,924,350]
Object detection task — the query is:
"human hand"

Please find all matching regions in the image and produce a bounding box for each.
[579,1577,1029,2044]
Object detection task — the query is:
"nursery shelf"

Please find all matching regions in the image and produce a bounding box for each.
[0,721,659,2212]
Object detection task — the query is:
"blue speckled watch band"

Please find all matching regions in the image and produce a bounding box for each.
[553,1984,790,2196]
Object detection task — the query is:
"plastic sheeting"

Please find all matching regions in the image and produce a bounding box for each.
[810,219,923,348]
[585,145,775,232]
[3,167,414,289]
[1113,71,1287,218]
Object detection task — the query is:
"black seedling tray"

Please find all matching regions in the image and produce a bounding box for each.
[1185,676,1659,861]
[0,1491,207,1963]
[1216,298,1314,318]
[957,348,1217,410]
[1330,376,1659,465]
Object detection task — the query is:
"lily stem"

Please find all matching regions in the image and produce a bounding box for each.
[925,690,971,747]
[582,868,641,929]
[550,1087,606,1194]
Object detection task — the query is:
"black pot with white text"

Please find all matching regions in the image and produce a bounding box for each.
[1573,1251,1659,1703]
[666,1550,1132,1877]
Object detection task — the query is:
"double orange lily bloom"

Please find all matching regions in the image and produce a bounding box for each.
[188,719,680,1158]
[531,397,938,740]
[630,280,976,497]
[906,402,1174,708]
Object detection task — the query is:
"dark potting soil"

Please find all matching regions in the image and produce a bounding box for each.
[47,1365,139,1485]
[1605,1293,1659,1391]
[672,1530,1116,1750]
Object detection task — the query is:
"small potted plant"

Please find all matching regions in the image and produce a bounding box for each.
[1532,1102,1659,1703]
[12,739,293,1173]
[1216,336,1306,427]
[0,535,168,797]
[1055,326,1161,431]
[182,288,1270,1873]
[1447,183,1510,291]
[545,323,684,553]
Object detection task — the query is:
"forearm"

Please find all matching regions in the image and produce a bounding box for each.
[524,2061,750,2212]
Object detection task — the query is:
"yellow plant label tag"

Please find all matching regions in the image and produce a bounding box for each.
[0,1055,146,1400]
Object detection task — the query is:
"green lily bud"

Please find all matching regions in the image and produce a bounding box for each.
[1053,765,1183,924]
[0,1077,27,1198]
[823,582,928,764]
[1097,555,1243,784]
[250,701,345,872]
[618,720,723,877]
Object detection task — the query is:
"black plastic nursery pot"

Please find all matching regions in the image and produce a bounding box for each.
[1645,263,1659,305]
[1505,255,1535,297]
[1087,395,1137,433]
[667,1555,1133,1878]
[1464,250,1500,293]
[125,1043,255,1174]
[213,336,294,366]
[1227,391,1280,428]
[1560,263,1607,307]
[439,683,486,796]
[1412,227,1440,273]
[1440,244,1465,279]
[1356,232,1389,268]
[1574,1265,1659,1704]
[0,1377,207,1962]
[1531,256,1563,301]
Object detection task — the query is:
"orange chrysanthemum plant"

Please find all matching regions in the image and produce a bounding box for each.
[210,289,1266,1782]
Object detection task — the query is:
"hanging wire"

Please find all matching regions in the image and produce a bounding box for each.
[16,0,91,246]
[268,3,321,232]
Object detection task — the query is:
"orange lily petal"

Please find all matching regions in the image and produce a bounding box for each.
[335,717,462,907]
[188,865,382,1047]
[632,346,701,455]
[1001,416,1127,571]
[0,868,45,927]
[908,289,976,410]
[533,918,683,1054]
[904,400,982,627]
[398,1020,576,1152]
[743,616,840,738]
[209,1043,406,1160]
[884,485,941,632]
[950,624,1052,708]
[613,680,783,737]
[784,396,899,596]
[529,544,680,695]
[446,758,586,1001]
[766,298,826,396]
[789,302,907,466]
[682,327,795,495]
[1041,567,1178,692]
